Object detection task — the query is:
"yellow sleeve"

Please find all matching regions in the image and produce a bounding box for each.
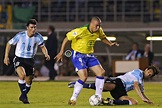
[66,28,81,40]
[99,27,106,40]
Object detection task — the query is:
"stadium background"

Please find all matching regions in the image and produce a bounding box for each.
[0,0,162,78]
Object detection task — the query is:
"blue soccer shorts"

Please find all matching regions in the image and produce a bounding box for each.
[72,51,100,71]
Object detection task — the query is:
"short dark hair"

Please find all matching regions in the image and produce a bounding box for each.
[133,42,139,46]
[91,16,101,22]
[147,65,160,77]
[48,25,55,32]
[26,19,37,27]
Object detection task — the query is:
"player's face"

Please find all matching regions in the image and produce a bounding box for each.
[132,44,138,50]
[27,24,37,37]
[90,20,101,33]
[144,68,154,78]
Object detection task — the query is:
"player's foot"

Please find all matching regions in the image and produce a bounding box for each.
[102,98,113,105]
[68,81,76,88]
[68,100,76,105]
[19,95,30,104]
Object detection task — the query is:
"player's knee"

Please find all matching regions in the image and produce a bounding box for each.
[99,69,105,76]
[26,79,32,85]
[80,76,87,82]
[25,76,33,85]
[102,69,105,75]
[95,69,105,76]
[18,74,26,80]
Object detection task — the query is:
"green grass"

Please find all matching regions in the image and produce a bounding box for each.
[0,81,161,108]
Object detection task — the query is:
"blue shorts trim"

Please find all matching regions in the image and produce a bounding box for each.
[78,79,84,85]
[72,51,100,71]
[96,76,104,79]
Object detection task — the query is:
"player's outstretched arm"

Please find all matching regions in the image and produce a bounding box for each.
[134,81,152,104]
[4,43,11,66]
[101,38,119,46]
[141,92,153,104]
[40,46,50,61]
[54,37,69,62]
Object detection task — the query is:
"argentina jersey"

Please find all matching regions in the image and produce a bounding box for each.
[8,31,44,58]
[117,69,144,92]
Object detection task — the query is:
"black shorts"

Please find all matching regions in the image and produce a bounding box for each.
[110,78,127,100]
[13,56,34,76]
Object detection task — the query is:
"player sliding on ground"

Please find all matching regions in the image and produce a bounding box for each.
[68,65,160,105]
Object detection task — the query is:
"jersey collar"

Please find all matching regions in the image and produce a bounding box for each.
[87,24,93,34]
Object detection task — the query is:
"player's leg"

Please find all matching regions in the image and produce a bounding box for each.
[68,80,115,91]
[87,56,105,98]
[82,82,114,91]
[25,75,33,94]
[81,81,115,91]
[16,66,29,104]
[68,81,96,89]
[103,82,115,91]
[68,81,76,88]
[118,96,138,105]
[16,57,34,104]
[14,56,26,97]
[24,64,34,95]
[69,69,88,105]
[16,66,26,95]
[89,65,105,98]
[14,56,29,104]
[102,96,138,105]
[68,51,88,105]
[102,78,137,105]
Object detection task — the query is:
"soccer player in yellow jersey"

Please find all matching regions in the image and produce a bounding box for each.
[55,17,119,105]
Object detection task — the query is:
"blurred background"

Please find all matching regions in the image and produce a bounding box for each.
[0,0,162,78]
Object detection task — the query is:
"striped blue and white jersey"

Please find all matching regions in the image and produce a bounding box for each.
[8,31,44,58]
[117,69,144,92]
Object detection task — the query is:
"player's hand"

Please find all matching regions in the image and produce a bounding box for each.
[142,98,153,104]
[54,52,63,62]
[146,99,153,104]
[148,100,153,104]
[4,57,10,66]
[111,42,119,46]
[45,54,50,61]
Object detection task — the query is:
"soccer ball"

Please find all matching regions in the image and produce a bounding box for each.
[89,95,101,106]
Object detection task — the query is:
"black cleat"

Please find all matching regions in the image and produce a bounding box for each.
[19,95,30,104]
[102,98,113,105]
[68,81,75,88]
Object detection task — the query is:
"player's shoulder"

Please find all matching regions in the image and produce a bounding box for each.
[16,31,26,35]
[13,31,26,38]
[68,25,87,35]
[131,69,143,77]
[73,24,88,31]
[133,69,143,73]
[98,27,104,33]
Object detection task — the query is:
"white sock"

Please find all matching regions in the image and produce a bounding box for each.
[18,79,26,84]
[128,100,133,105]
[95,76,104,98]
[70,80,84,101]
[26,84,31,87]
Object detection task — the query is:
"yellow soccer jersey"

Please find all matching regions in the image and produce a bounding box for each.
[66,24,106,54]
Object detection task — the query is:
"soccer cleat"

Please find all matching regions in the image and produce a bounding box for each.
[68,100,76,105]
[102,98,113,105]
[68,81,76,88]
[19,95,30,104]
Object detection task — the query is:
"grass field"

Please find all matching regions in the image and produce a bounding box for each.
[0,81,161,108]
